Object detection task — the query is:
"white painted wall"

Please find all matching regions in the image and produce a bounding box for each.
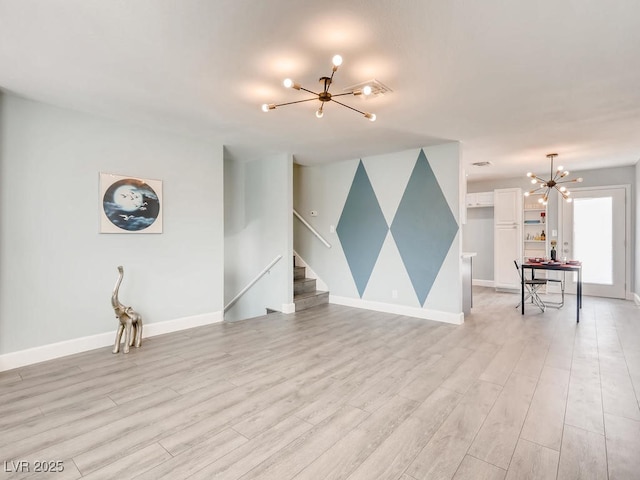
[0,93,224,358]
[224,153,293,321]
[294,144,463,324]
[636,159,640,302]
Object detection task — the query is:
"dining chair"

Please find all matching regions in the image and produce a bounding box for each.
[514,260,547,312]
[544,277,565,308]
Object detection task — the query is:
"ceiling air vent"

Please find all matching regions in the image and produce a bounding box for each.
[471,161,493,167]
[343,79,392,98]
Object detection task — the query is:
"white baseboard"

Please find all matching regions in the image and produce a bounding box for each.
[472,279,494,288]
[0,311,223,372]
[281,303,296,314]
[329,295,464,325]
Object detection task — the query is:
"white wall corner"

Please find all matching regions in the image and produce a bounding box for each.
[634,292,640,306]
[0,310,223,372]
[329,295,464,325]
[281,303,296,314]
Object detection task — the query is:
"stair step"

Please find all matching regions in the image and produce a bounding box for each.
[294,266,306,280]
[294,277,317,295]
[293,290,329,311]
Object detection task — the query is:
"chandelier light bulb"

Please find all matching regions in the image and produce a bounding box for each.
[283,78,294,88]
[557,165,564,171]
[531,179,537,184]
[524,192,530,197]
[316,108,324,118]
[576,177,583,182]
[261,104,269,112]
[526,172,533,177]
[332,54,343,67]
[364,112,376,122]
[560,186,566,192]
[362,85,373,96]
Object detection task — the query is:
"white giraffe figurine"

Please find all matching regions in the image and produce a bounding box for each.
[111,266,143,354]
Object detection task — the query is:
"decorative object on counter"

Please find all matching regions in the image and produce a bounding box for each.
[550,240,557,261]
[525,153,584,205]
[540,212,546,223]
[111,266,143,354]
[540,230,546,241]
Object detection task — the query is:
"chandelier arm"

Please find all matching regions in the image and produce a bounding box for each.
[328,69,336,89]
[273,97,321,107]
[330,92,357,98]
[330,99,367,115]
[299,87,320,96]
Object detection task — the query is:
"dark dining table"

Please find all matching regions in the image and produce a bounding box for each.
[521,261,583,322]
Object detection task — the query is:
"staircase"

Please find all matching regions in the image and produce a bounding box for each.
[293,263,329,311]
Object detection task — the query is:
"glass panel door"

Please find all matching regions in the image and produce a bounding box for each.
[562,187,626,298]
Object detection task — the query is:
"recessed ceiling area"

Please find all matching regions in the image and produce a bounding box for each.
[1,0,639,179]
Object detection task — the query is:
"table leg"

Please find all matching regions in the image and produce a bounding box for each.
[579,269,583,308]
[576,268,581,323]
[521,266,525,315]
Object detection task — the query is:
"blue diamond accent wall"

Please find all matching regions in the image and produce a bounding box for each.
[391,149,459,305]
[337,160,389,297]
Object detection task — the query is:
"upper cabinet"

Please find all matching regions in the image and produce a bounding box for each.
[465,191,494,208]
[494,188,522,225]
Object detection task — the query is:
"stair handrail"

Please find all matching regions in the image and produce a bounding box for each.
[293,209,331,249]
[224,254,283,312]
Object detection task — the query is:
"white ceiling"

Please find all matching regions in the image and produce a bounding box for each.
[1,0,639,180]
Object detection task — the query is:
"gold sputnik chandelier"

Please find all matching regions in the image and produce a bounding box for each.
[526,153,583,205]
[261,55,377,121]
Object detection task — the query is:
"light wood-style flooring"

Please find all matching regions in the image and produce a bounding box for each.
[1,288,640,479]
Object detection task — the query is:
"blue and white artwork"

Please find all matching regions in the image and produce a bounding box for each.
[100,173,162,233]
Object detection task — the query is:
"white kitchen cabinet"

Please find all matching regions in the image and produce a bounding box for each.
[494,188,522,290]
[466,191,494,208]
[494,188,522,225]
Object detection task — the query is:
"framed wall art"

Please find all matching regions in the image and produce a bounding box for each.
[99,173,163,233]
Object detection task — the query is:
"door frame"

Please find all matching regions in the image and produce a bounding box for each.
[557,184,631,300]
